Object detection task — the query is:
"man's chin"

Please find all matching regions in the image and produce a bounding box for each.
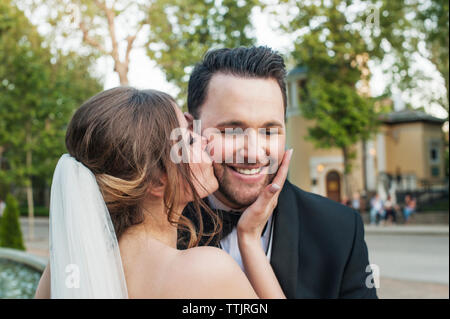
[218,183,266,208]
[213,164,272,208]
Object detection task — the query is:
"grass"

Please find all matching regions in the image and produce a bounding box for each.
[18,206,49,217]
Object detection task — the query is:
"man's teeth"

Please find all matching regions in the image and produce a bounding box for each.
[234,167,262,175]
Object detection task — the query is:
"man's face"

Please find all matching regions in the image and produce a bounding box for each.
[196,73,286,209]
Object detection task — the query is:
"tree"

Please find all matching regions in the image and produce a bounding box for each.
[275,0,382,197]
[365,0,449,118]
[25,0,257,104]
[301,77,380,197]
[0,1,102,237]
[145,0,257,105]
[0,194,25,250]
[25,0,147,85]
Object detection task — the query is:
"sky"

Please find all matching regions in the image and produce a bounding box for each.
[99,6,387,95]
[21,1,448,121]
[98,7,448,121]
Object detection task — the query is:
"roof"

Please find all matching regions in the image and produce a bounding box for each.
[287,66,308,80]
[379,109,447,125]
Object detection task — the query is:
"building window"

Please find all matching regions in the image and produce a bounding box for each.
[429,140,441,165]
[431,166,440,177]
[431,149,438,161]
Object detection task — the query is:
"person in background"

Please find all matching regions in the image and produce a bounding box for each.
[403,194,416,224]
[352,192,361,213]
[384,195,397,225]
[370,193,384,225]
[341,196,351,207]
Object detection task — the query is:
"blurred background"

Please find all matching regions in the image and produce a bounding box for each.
[0,0,448,299]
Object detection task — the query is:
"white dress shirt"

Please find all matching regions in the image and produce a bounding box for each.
[207,194,274,272]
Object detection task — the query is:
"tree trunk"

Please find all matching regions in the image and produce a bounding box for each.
[79,2,133,87]
[26,183,34,240]
[342,146,352,199]
[117,65,129,86]
[26,128,34,240]
[362,138,368,195]
[0,145,3,169]
[114,60,129,86]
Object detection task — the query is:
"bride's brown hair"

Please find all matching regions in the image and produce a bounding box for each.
[65,87,220,248]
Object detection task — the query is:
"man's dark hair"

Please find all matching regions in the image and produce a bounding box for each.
[187,46,287,118]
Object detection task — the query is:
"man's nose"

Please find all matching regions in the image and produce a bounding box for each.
[241,129,267,164]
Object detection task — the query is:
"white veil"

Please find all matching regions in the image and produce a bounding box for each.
[49,154,128,298]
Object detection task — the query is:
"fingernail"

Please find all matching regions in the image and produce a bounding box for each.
[269,183,281,193]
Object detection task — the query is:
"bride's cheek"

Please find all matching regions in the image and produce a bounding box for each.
[207,135,226,163]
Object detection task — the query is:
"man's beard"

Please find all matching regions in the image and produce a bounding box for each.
[214,163,275,208]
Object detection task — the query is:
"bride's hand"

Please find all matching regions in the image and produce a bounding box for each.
[237,149,293,242]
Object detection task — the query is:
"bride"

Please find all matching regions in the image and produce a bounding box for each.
[34,86,292,299]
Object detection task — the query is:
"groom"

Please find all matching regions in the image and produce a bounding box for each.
[179,46,378,299]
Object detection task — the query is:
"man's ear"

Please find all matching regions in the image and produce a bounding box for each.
[184,112,194,130]
[147,174,167,198]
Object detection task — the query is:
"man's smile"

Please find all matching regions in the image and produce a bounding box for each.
[224,163,269,182]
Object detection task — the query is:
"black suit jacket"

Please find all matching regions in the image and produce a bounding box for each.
[179,180,378,299]
[269,180,377,298]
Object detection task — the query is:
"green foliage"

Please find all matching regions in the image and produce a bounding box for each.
[273,0,385,195]
[0,194,25,250]
[0,1,102,196]
[365,0,449,116]
[19,206,49,217]
[145,0,258,107]
[301,77,379,150]
[27,0,258,107]
[279,1,380,177]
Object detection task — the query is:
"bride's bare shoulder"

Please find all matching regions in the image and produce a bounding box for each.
[120,232,257,298]
[164,246,257,299]
[177,246,238,273]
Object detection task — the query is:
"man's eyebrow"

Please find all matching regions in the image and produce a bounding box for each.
[215,120,284,128]
[262,121,284,128]
[215,120,247,127]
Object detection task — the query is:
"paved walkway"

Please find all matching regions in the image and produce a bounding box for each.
[376,277,449,299]
[365,225,449,299]
[18,217,450,299]
[365,224,449,236]
[19,217,49,258]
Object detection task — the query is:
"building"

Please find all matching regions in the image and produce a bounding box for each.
[285,67,448,204]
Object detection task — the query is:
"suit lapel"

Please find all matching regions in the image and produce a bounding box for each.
[270,181,300,298]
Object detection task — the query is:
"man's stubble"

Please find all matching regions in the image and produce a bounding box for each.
[213,163,276,208]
